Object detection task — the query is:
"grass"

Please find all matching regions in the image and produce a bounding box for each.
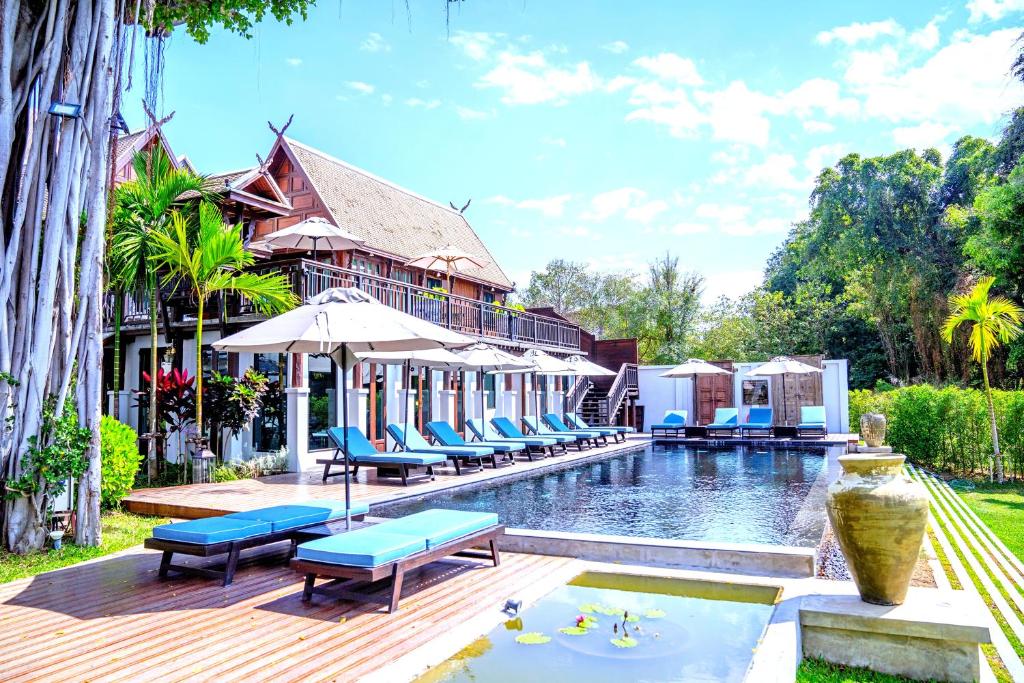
[0,510,167,584]
[957,481,1024,564]
[796,658,921,682]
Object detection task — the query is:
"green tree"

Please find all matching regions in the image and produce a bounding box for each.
[150,202,298,439]
[941,276,1024,482]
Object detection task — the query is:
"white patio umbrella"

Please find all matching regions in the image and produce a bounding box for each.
[405,244,490,291]
[744,356,822,425]
[456,343,535,435]
[565,355,616,377]
[213,287,473,527]
[521,349,577,421]
[262,216,365,262]
[661,359,733,425]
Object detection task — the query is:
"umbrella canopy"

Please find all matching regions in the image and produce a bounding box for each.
[405,244,490,276]
[745,356,822,377]
[261,216,365,260]
[457,343,535,373]
[661,358,733,378]
[354,347,467,369]
[522,349,576,375]
[566,354,616,377]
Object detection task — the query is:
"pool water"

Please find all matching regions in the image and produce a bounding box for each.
[379,444,829,546]
[417,572,778,683]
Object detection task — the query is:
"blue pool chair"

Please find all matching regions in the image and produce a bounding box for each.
[387,423,497,474]
[324,426,447,485]
[467,418,557,458]
[738,407,774,438]
[520,416,587,451]
[705,408,740,437]
[426,420,521,464]
[564,412,632,443]
[491,416,568,454]
[650,410,688,437]
[542,412,607,446]
[146,498,370,586]
[797,406,827,438]
[292,508,504,613]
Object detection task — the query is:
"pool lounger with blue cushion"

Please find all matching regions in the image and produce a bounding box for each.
[564,412,632,442]
[490,416,568,454]
[796,405,828,438]
[291,508,504,613]
[144,498,369,586]
[520,416,587,451]
[705,407,740,437]
[541,413,608,446]
[321,426,447,485]
[386,423,497,474]
[649,410,688,437]
[466,418,556,459]
[425,420,520,464]
[738,407,774,438]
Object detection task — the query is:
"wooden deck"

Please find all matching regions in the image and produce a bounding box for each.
[124,436,652,519]
[0,542,574,682]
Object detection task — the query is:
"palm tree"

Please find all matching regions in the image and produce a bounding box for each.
[150,201,297,438]
[941,276,1024,483]
[110,146,213,477]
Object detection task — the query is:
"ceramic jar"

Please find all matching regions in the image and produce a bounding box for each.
[859,412,887,448]
[826,454,928,605]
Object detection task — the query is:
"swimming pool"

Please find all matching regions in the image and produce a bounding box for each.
[377,444,833,546]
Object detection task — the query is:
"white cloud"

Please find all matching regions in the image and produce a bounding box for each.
[695,203,792,236]
[603,40,630,54]
[804,143,849,175]
[455,105,494,120]
[625,82,706,139]
[909,18,942,50]
[742,154,806,190]
[285,57,303,67]
[816,19,904,45]
[541,136,567,147]
[967,0,1024,23]
[703,270,764,302]
[632,53,704,85]
[582,187,647,221]
[558,226,597,238]
[778,78,860,118]
[843,45,901,85]
[345,81,375,94]
[360,32,391,53]
[478,51,600,105]
[624,199,670,223]
[696,81,776,146]
[668,222,709,235]
[406,97,441,109]
[891,121,957,148]
[803,120,836,133]
[486,194,573,217]
[451,31,498,61]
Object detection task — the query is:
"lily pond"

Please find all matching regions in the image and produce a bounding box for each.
[417,572,779,683]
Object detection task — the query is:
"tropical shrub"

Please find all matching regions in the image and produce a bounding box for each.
[100,416,142,507]
[203,369,270,455]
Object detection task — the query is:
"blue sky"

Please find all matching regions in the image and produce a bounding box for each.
[126,0,1024,301]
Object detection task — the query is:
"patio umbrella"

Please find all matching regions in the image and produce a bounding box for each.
[262,216,365,262]
[521,349,577,421]
[456,343,535,435]
[744,356,822,425]
[660,359,733,425]
[565,355,616,377]
[214,287,473,528]
[405,244,490,291]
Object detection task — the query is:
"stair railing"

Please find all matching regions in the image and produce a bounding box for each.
[602,363,638,425]
[564,376,593,413]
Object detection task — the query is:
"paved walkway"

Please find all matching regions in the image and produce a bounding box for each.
[909,464,1024,681]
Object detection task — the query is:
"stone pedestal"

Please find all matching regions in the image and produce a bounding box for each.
[800,590,990,683]
[858,445,893,455]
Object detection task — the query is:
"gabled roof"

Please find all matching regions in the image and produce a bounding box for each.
[278,137,513,290]
[115,127,181,171]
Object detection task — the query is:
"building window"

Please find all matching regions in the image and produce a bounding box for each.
[252,353,287,452]
[483,291,495,304]
[308,354,337,451]
[426,277,443,291]
[392,268,414,284]
[484,373,496,409]
[350,256,381,276]
[742,379,769,407]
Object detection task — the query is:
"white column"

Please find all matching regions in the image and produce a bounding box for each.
[438,389,457,425]
[285,387,310,471]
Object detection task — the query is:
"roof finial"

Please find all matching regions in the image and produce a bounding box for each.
[268,114,294,140]
[449,198,472,214]
[141,98,175,132]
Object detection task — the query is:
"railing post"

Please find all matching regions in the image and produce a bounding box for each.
[478,302,485,335]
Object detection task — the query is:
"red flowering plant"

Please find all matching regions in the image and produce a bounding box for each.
[133,368,196,470]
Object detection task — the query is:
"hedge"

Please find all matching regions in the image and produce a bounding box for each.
[849,385,1024,478]
[100,416,143,507]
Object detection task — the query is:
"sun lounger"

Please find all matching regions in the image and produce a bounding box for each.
[387,423,497,474]
[426,420,520,464]
[649,410,688,437]
[705,407,740,437]
[145,498,370,586]
[797,405,828,437]
[291,508,504,613]
[466,418,556,459]
[322,426,447,485]
[542,412,607,446]
[491,416,568,454]
[564,412,633,442]
[520,416,587,451]
[738,407,774,437]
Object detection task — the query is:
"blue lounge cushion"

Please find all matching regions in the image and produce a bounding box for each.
[798,423,826,429]
[801,406,826,424]
[327,426,381,457]
[707,408,739,428]
[566,413,636,434]
[352,452,447,466]
[426,421,468,446]
[373,509,499,548]
[542,413,604,438]
[153,517,273,545]
[469,418,556,446]
[521,417,577,442]
[296,528,426,568]
[388,423,495,458]
[226,500,370,532]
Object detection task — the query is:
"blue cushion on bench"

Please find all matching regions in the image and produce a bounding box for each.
[152,517,273,544]
[373,509,499,548]
[479,441,526,453]
[226,500,370,532]
[798,422,826,429]
[351,453,447,466]
[296,528,426,567]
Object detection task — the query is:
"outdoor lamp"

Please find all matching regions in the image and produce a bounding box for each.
[48,102,82,119]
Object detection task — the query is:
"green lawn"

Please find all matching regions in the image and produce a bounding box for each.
[957,481,1024,563]
[0,510,167,584]
[797,659,921,682]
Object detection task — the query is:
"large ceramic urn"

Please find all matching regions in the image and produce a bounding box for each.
[826,454,928,605]
[859,412,887,448]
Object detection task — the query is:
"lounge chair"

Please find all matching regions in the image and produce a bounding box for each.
[387,423,497,474]
[520,416,588,451]
[426,420,519,465]
[292,508,504,613]
[738,407,774,437]
[705,407,740,437]
[323,427,446,485]
[145,498,370,586]
[542,412,608,446]
[797,405,827,437]
[491,416,568,454]
[564,412,633,443]
[466,418,556,459]
[649,410,688,437]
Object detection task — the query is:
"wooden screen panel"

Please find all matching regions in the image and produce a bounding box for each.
[695,361,734,425]
[769,354,824,426]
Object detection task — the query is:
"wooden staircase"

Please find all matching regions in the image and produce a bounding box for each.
[569,363,638,427]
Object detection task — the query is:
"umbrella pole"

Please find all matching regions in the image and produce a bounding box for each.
[782,374,787,426]
[404,359,412,441]
[479,370,485,434]
[342,345,351,530]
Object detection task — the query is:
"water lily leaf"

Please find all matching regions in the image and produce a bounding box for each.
[580,616,599,629]
[624,614,640,623]
[578,603,600,614]
[558,626,589,635]
[515,632,551,645]
[610,636,638,648]
[643,609,666,619]
[594,605,624,616]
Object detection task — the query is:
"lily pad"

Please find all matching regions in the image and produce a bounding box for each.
[610,636,638,648]
[579,616,599,629]
[624,614,640,623]
[643,609,666,619]
[593,605,625,616]
[558,626,589,636]
[578,603,600,614]
[515,632,551,645]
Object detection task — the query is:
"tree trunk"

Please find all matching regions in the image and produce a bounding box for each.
[196,296,204,436]
[982,355,1004,483]
[112,292,122,419]
[148,277,159,479]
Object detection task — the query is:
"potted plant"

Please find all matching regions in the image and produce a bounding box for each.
[48,529,65,550]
